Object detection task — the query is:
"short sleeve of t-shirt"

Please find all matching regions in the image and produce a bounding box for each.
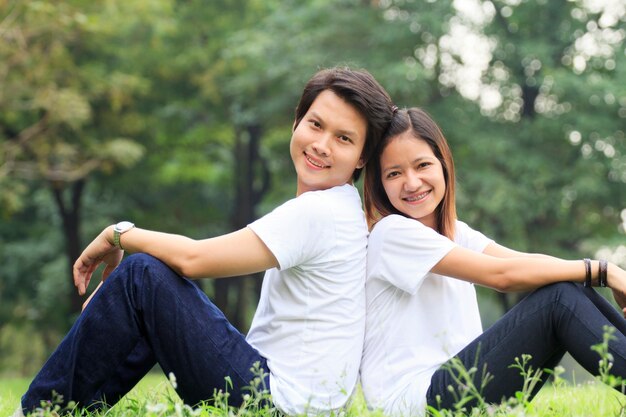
[367,215,456,295]
[455,220,493,253]
[247,191,333,271]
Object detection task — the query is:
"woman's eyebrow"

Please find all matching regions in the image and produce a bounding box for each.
[382,156,433,172]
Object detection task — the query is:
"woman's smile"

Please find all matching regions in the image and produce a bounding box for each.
[402,190,431,204]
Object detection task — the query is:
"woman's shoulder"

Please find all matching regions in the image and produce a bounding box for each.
[370,215,445,246]
[373,214,429,233]
[453,219,493,250]
[374,214,410,227]
[454,219,473,235]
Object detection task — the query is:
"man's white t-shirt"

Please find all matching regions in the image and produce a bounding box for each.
[360,214,492,417]
[246,184,367,416]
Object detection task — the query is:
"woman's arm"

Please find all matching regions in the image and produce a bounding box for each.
[73,225,278,296]
[482,242,557,260]
[431,245,626,295]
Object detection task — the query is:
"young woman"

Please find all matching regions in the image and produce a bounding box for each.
[16,67,395,417]
[360,107,626,416]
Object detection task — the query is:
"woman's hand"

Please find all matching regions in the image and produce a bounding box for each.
[73,226,123,296]
[612,290,626,319]
[607,262,626,318]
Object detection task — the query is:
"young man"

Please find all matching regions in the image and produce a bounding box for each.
[17,67,395,416]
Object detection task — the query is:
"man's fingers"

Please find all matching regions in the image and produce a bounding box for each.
[73,260,89,295]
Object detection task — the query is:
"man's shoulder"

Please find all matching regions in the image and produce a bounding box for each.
[290,184,361,214]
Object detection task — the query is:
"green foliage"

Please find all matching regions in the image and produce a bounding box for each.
[591,325,626,392]
[429,356,493,413]
[508,354,545,409]
[0,0,148,202]
[446,0,626,256]
[0,190,71,368]
[0,323,47,377]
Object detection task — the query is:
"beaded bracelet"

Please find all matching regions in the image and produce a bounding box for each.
[599,259,608,287]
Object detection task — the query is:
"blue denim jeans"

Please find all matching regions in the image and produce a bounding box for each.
[427,282,626,410]
[22,254,270,413]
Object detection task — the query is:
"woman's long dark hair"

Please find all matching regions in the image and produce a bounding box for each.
[364,107,457,240]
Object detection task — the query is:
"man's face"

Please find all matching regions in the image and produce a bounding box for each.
[290,90,367,196]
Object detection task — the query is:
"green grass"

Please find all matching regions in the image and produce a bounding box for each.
[1,377,29,416]
[532,382,626,417]
[0,374,173,416]
[2,375,625,416]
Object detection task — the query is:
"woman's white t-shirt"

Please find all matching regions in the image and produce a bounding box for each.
[246,184,368,416]
[361,214,492,417]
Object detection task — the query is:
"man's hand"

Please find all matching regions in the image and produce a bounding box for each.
[73,226,123,296]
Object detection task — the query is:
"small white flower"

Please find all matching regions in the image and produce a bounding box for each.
[146,403,166,413]
[168,371,178,389]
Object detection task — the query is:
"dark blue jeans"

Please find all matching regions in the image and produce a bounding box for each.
[22,254,270,413]
[426,282,626,410]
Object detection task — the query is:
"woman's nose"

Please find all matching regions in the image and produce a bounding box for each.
[403,172,422,191]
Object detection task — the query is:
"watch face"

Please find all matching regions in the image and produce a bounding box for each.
[115,221,135,233]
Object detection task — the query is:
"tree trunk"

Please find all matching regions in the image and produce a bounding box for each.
[214,122,270,331]
[50,179,85,317]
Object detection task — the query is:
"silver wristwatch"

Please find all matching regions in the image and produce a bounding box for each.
[113,221,135,250]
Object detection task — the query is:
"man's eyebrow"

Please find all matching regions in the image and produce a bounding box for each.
[309,111,360,137]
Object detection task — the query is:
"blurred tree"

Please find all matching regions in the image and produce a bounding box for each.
[0,0,149,314]
[474,0,624,248]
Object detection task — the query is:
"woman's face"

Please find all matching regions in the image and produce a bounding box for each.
[380,132,445,230]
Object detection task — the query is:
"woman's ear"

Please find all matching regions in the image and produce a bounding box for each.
[356,157,366,169]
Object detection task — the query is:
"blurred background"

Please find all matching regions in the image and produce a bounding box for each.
[0,0,624,378]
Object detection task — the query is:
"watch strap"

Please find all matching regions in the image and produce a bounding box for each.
[113,221,135,250]
[114,229,122,249]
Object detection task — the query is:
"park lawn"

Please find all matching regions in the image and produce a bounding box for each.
[530,382,626,417]
[0,374,172,416]
[1,376,625,416]
[1,377,29,416]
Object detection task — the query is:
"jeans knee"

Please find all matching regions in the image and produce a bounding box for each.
[126,253,176,274]
[532,281,585,312]
[114,253,178,286]
[123,253,161,267]
[535,281,578,297]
